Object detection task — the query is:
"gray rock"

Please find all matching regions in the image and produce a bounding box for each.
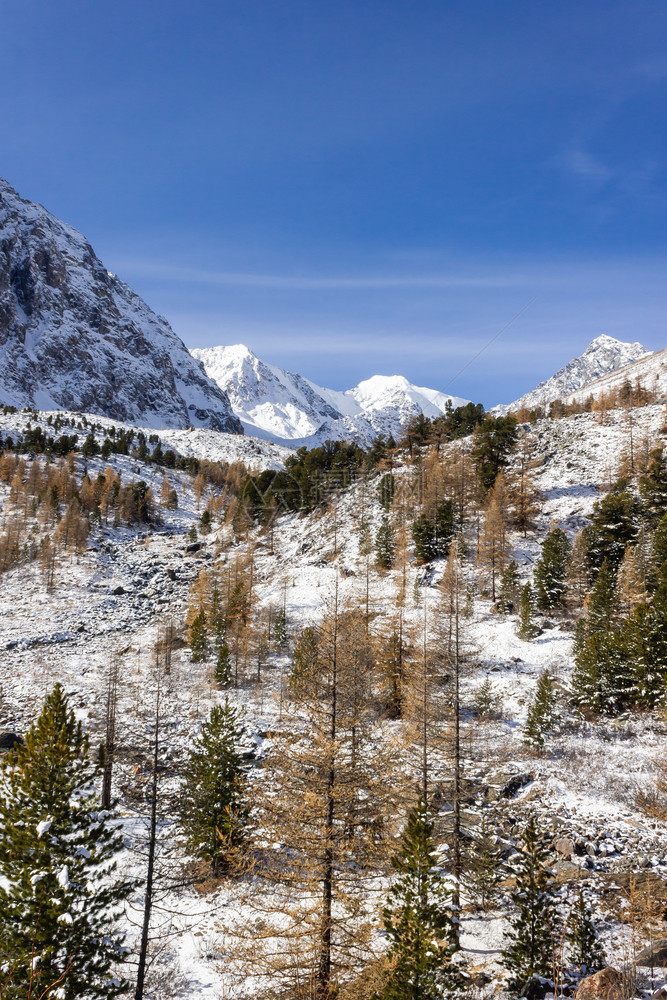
[0,732,22,752]
[500,772,535,799]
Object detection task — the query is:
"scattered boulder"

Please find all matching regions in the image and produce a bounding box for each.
[500,772,535,799]
[637,939,667,967]
[111,585,126,595]
[0,732,22,752]
[519,975,553,999]
[554,837,575,857]
[575,967,623,999]
[186,541,203,553]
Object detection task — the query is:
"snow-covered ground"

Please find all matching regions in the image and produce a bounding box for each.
[1,400,667,998]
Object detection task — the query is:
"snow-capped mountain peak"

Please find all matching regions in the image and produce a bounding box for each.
[494,335,651,414]
[191,345,469,448]
[350,374,465,417]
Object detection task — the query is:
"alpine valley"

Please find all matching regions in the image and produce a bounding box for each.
[3,179,667,1000]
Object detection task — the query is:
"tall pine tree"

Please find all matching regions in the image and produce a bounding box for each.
[502,816,557,988]
[566,888,605,974]
[376,515,395,570]
[189,607,209,662]
[639,445,667,524]
[534,528,570,612]
[524,671,558,749]
[518,583,538,640]
[179,698,248,872]
[0,684,133,999]
[379,798,461,999]
[572,560,628,714]
[498,560,521,614]
[582,483,638,575]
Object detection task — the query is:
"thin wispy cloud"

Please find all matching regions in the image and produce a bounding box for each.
[563,148,613,183]
[113,259,527,291]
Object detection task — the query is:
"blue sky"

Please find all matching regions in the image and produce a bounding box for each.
[1,0,666,405]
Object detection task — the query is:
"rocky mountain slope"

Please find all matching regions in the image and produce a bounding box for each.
[191,343,468,447]
[494,335,650,414]
[565,344,667,406]
[0,177,242,433]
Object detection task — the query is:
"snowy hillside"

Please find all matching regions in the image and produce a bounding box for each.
[3,390,667,998]
[0,177,242,433]
[0,407,290,471]
[191,343,469,447]
[2,398,667,998]
[494,335,650,414]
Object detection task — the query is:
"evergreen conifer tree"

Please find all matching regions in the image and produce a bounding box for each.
[434,498,455,557]
[617,543,648,612]
[474,676,500,719]
[518,583,538,640]
[502,816,557,987]
[380,798,461,999]
[572,627,622,715]
[189,608,209,662]
[378,473,396,511]
[649,513,667,592]
[582,558,620,632]
[534,528,570,612]
[566,888,605,974]
[582,483,638,574]
[412,512,435,564]
[215,641,232,687]
[413,574,422,607]
[639,445,667,524]
[180,698,248,872]
[622,586,667,709]
[572,560,628,713]
[273,606,288,648]
[0,684,133,999]
[471,415,519,495]
[524,671,558,749]
[498,560,521,614]
[376,515,395,570]
[463,809,503,912]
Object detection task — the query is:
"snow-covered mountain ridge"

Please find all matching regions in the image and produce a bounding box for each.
[494,335,651,414]
[565,345,667,407]
[191,343,469,448]
[0,177,241,433]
